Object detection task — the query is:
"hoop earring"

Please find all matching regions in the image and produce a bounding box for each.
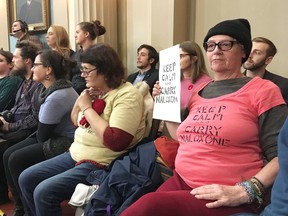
[45,75,50,81]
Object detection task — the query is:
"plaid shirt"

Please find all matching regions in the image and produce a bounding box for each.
[8,79,42,132]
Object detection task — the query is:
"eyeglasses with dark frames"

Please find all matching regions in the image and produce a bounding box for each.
[80,67,97,76]
[203,41,240,52]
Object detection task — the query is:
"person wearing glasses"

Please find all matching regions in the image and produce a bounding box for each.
[153,41,211,136]
[3,49,78,216]
[152,41,211,170]
[18,43,146,216]
[121,18,288,216]
[177,41,211,115]
[243,37,288,105]
[0,41,42,205]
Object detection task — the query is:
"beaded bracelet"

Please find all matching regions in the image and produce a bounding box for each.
[236,177,265,206]
[251,177,265,195]
[249,177,265,205]
[236,181,255,204]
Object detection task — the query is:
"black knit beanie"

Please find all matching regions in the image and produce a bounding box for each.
[203,18,252,63]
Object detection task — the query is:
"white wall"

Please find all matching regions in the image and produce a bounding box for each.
[0,0,10,50]
[125,0,189,74]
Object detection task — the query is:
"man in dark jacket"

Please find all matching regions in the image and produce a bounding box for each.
[127,44,159,95]
[243,37,288,105]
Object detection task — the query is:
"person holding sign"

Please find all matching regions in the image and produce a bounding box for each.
[155,41,211,132]
[152,41,211,170]
[121,18,288,216]
[178,41,211,109]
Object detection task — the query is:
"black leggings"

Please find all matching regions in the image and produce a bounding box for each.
[0,129,33,199]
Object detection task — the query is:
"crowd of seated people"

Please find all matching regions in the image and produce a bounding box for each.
[0,16,288,216]
[3,49,79,216]
[17,42,146,216]
[121,18,288,216]
[0,20,107,215]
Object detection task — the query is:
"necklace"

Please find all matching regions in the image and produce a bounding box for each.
[87,87,111,100]
[98,88,112,99]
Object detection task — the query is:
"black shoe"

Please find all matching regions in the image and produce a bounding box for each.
[12,208,25,216]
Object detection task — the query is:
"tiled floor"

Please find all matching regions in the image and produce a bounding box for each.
[0,193,76,216]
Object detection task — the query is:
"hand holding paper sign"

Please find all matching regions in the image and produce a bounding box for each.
[152,81,161,99]
[153,44,181,123]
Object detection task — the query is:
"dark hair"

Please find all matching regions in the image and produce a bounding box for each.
[78,20,106,41]
[80,43,124,89]
[14,19,28,33]
[180,41,209,83]
[0,49,13,63]
[38,49,76,80]
[15,40,39,62]
[137,44,159,69]
[252,37,277,57]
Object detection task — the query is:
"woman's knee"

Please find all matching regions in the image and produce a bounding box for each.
[33,182,50,202]
[122,193,159,215]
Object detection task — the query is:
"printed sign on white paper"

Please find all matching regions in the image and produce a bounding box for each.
[153,44,181,123]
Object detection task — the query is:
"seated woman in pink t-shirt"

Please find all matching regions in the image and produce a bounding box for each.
[121,19,288,216]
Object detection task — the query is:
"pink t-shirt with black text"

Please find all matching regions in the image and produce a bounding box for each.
[175,77,285,188]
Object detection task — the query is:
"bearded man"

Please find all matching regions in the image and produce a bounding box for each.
[243,37,288,105]
[0,40,42,207]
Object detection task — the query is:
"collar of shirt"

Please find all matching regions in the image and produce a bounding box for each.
[133,71,147,85]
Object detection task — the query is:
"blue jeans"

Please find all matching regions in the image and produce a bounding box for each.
[19,152,99,216]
